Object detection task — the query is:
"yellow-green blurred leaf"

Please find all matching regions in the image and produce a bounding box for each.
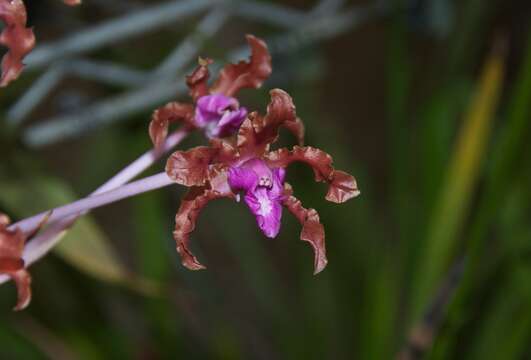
[412,42,505,318]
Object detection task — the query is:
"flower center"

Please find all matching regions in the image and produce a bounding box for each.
[258,176,272,188]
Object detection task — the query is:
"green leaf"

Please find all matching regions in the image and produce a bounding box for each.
[411,42,505,318]
[0,176,160,296]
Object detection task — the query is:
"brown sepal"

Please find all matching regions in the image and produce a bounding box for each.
[166,146,213,187]
[209,138,238,164]
[266,146,359,203]
[255,89,300,145]
[236,90,304,158]
[149,102,195,148]
[210,35,272,97]
[282,185,327,274]
[283,117,305,146]
[173,187,229,270]
[0,214,31,310]
[0,0,36,87]
[236,115,264,158]
[326,170,360,203]
[186,57,213,102]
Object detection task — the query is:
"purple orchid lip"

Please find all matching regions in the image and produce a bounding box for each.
[195,94,247,138]
[228,159,285,238]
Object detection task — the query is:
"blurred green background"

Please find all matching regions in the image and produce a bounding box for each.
[1,0,531,358]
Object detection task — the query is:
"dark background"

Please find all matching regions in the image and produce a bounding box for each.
[1,0,530,358]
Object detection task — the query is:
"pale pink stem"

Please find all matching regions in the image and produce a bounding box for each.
[94,129,187,194]
[9,172,174,234]
[0,130,188,285]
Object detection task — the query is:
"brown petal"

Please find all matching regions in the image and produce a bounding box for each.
[11,269,31,311]
[236,90,304,157]
[282,117,305,146]
[174,187,229,270]
[0,216,31,310]
[326,170,360,203]
[256,89,300,144]
[186,57,213,102]
[266,146,360,203]
[236,115,263,158]
[166,146,213,187]
[0,0,35,87]
[63,0,81,5]
[0,226,25,261]
[209,138,238,164]
[149,102,195,148]
[210,35,272,97]
[0,257,24,272]
[282,186,327,275]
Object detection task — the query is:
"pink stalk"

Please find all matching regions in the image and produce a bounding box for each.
[94,129,187,194]
[0,129,188,285]
[10,172,174,234]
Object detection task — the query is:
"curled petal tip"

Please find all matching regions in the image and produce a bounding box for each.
[12,269,31,311]
[183,261,207,271]
[176,245,206,271]
[313,257,328,275]
[325,171,359,203]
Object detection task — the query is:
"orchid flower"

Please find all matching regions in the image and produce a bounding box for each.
[0,214,32,310]
[148,35,272,147]
[0,0,35,87]
[165,89,359,274]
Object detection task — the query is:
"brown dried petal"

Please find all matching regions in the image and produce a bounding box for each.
[256,89,299,144]
[149,102,194,148]
[0,215,31,310]
[11,269,31,311]
[174,187,228,270]
[236,115,264,158]
[282,186,327,274]
[209,138,238,164]
[0,227,24,264]
[166,146,213,187]
[326,170,360,203]
[210,35,272,97]
[0,0,36,87]
[266,146,359,203]
[282,117,305,146]
[186,57,212,102]
[236,90,304,157]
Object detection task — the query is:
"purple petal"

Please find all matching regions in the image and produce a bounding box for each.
[243,159,273,179]
[271,168,286,197]
[228,166,258,193]
[244,188,283,238]
[195,94,238,127]
[207,107,247,138]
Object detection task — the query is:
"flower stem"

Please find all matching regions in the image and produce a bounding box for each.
[10,172,174,234]
[0,130,188,286]
[93,129,187,194]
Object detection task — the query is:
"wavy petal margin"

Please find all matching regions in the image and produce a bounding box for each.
[149,102,195,148]
[282,185,327,274]
[266,146,360,203]
[166,146,213,187]
[210,35,272,97]
[0,0,36,87]
[186,57,212,102]
[173,188,228,270]
[237,89,303,157]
